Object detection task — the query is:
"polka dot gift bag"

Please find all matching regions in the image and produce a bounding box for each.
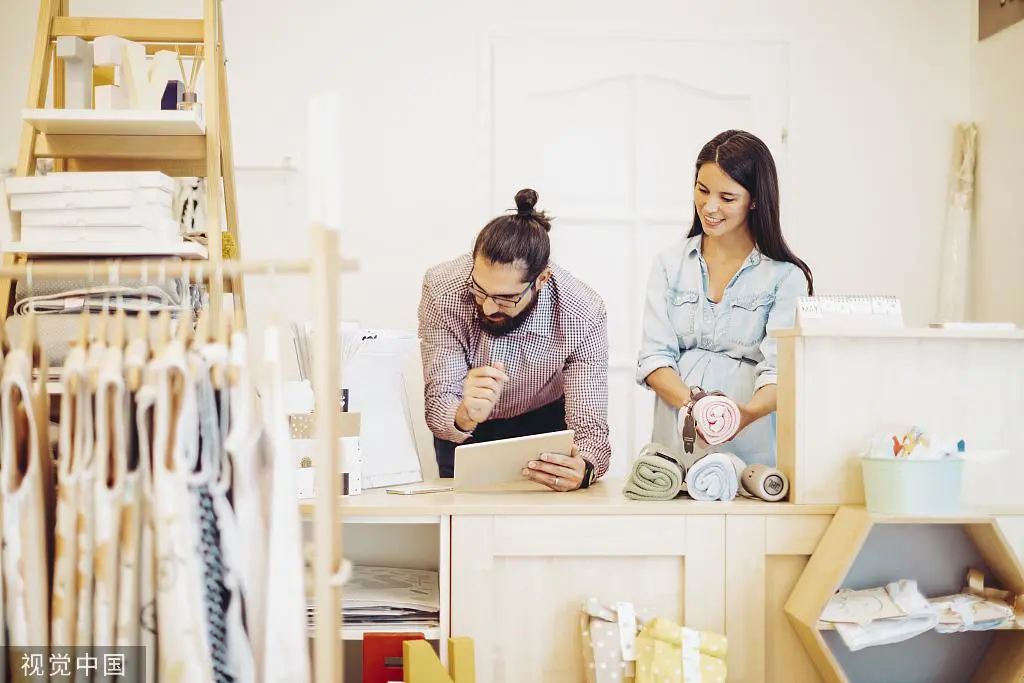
[580,598,655,683]
[634,617,728,683]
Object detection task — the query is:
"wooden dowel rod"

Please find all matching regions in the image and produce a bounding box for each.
[0,259,312,280]
[311,222,343,681]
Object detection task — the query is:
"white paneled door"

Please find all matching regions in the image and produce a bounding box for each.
[487,35,789,477]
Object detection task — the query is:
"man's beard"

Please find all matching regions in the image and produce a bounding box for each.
[476,293,539,336]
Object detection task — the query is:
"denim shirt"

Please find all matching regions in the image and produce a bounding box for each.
[636,234,808,466]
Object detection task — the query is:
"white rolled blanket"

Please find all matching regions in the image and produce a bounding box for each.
[684,452,746,502]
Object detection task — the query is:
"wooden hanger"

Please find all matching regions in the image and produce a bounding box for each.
[127,262,151,391]
[88,263,117,393]
[95,261,113,347]
[110,261,127,352]
[210,265,231,389]
[176,262,194,346]
[154,262,172,354]
[21,265,47,389]
[20,265,38,359]
[0,283,11,357]
[193,265,210,350]
[65,263,93,395]
[228,299,245,386]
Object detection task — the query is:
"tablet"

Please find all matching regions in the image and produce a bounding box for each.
[454,429,575,491]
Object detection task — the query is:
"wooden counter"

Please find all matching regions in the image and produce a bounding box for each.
[308,480,1024,683]
[307,479,839,517]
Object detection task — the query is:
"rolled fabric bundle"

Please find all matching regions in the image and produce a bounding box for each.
[676,388,741,454]
[739,464,790,502]
[684,452,746,502]
[623,443,684,501]
[691,393,741,445]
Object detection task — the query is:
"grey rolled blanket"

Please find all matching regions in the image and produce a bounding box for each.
[622,442,685,501]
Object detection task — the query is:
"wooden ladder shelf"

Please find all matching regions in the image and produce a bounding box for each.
[1,0,245,325]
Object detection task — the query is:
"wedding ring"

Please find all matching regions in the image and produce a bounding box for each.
[555,476,560,488]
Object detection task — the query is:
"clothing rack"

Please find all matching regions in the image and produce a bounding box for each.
[0,259,313,280]
[0,258,360,282]
[0,222,346,682]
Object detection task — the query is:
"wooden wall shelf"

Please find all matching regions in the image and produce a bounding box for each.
[785,507,1024,683]
[23,108,206,136]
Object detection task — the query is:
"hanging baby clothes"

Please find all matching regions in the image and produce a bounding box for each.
[73,341,100,683]
[93,342,128,649]
[191,352,235,683]
[115,341,144,650]
[152,339,214,683]
[225,330,269,683]
[1,345,55,653]
[260,325,311,683]
[132,366,160,683]
[201,342,256,683]
[52,344,88,646]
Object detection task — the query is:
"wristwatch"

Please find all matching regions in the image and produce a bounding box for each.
[579,459,597,489]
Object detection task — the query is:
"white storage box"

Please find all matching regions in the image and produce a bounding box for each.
[19,203,180,244]
[9,186,173,212]
[21,204,177,230]
[19,223,182,244]
[4,171,175,196]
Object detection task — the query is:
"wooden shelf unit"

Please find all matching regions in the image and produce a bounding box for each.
[1,0,246,325]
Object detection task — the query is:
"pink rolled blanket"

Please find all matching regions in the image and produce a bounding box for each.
[678,388,741,453]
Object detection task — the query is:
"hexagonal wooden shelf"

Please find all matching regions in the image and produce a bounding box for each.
[784,507,1024,683]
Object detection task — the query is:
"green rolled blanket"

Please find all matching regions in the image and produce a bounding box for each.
[623,443,685,501]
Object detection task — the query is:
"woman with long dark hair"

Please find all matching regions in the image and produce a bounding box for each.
[636,130,812,467]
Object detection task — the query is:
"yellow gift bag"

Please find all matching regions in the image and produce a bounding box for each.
[634,618,728,683]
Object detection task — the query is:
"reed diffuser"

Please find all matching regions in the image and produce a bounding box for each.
[175,46,204,114]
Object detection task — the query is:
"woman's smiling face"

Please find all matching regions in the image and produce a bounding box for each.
[694,162,753,238]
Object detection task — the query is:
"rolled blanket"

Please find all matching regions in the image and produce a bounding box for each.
[623,443,684,501]
[684,452,746,502]
[676,387,741,454]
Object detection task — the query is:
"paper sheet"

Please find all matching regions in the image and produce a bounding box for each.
[338,324,423,488]
[292,321,424,488]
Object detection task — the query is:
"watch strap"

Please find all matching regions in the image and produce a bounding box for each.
[579,458,596,489]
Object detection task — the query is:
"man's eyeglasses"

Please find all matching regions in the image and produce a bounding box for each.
[468,276,534,309]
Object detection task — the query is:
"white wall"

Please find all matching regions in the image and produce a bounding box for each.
[0,0,981,475]
[970,19,1024,326]
[0,0,975,337]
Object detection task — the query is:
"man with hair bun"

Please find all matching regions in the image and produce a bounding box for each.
[417,188,612,491]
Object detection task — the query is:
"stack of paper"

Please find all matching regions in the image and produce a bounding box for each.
[292,320,424,488]
[306,565,440,630]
